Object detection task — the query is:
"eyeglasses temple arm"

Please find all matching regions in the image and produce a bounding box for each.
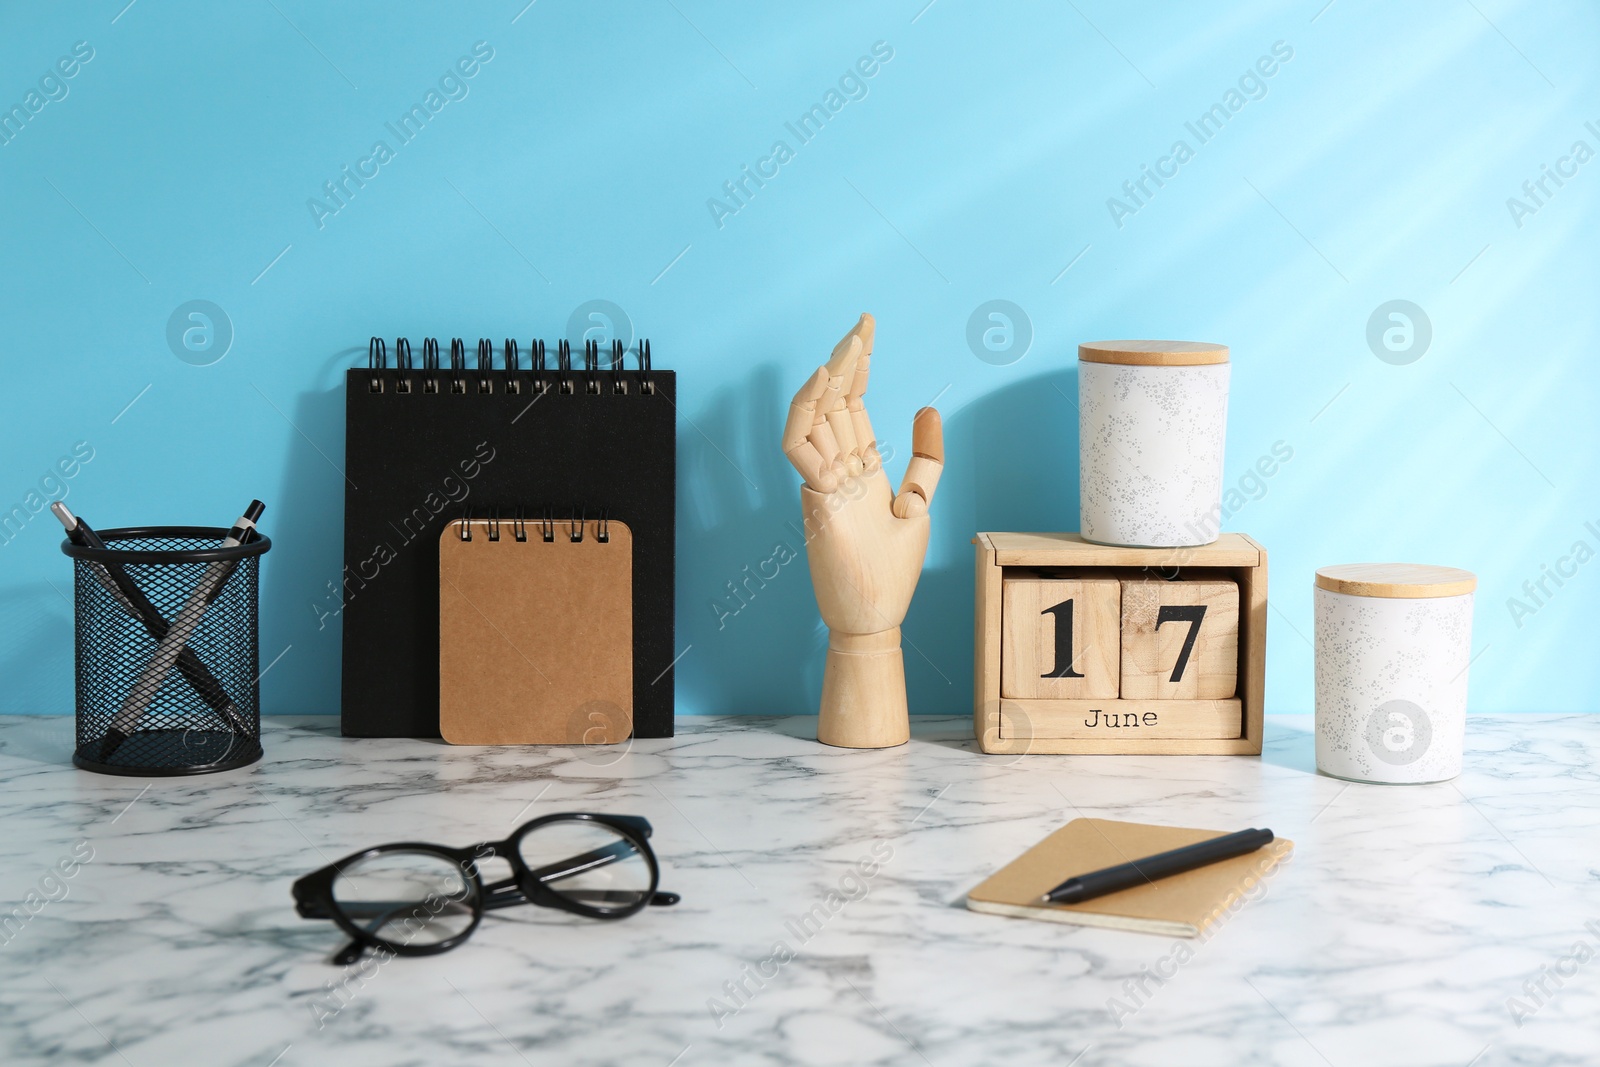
[482,884,678,911]
[482,879,530,912]
[493,840,678,909]
[524,838,640,885]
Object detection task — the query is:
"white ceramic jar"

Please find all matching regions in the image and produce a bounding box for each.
[1314,564,1477,784]
[1078,340,1230,548]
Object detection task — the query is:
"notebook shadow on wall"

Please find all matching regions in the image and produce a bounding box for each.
[901,366,1080,718]
[678,364,1081,720]
[677,364,830,716]
[257,347,361,714]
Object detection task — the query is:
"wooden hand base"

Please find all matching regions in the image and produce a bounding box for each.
[817,628,910,748]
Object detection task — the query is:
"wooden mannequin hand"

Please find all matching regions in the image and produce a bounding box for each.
[782,314,944,747]
[783,314,945,633]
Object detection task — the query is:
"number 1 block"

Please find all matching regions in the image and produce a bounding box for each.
[1120,579,1239,699]
[1001,575,1120,699]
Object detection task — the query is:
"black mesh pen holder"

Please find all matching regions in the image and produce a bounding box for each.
[62,527,271,776]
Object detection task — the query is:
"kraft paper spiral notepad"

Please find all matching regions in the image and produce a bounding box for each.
[342,337,675,739]
[439,514,632,745]
[966,819,1293,937]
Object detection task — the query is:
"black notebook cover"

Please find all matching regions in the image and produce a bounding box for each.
[341,339,675,738]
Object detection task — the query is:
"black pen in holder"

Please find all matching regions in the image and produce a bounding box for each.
[61,525,271,775]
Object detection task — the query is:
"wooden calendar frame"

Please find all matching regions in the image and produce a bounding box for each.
[973,532,1267,755]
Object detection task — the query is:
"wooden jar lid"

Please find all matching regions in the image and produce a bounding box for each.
[1315,563,1477,599]
[1078,340,1229,366]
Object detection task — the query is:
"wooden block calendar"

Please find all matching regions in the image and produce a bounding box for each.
[974,533,1267,755]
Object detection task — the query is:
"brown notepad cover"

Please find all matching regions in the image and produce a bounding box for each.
[439,518,632,745]
[966,818,1293,937]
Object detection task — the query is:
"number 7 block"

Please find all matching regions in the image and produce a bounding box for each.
[1120,579,1239,699]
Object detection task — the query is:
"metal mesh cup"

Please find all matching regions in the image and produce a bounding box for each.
[62,526,271,776]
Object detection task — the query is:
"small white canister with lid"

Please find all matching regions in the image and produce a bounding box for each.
[1314,564,1477,784]
[1078,340,1230,548]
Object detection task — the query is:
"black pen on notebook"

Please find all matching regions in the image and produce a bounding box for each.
[52,503,252,740]
[1042,828,1275,905]
[101,501,264,759]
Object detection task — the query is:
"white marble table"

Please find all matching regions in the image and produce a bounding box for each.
[1,714,1595,1067]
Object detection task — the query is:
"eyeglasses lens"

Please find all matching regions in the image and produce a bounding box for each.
[331,850,479,947]
[518,822,652,910]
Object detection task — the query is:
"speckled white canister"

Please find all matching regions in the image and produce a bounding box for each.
[1078,340,1230,548]
[1314,564,1477,784]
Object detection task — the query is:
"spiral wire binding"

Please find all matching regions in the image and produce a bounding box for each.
[457,508,511,542]
[449,338,468,393]
[368,337,387,392]
[556,339,573,393]
[611,340,627,394]
[455,506,613,544]
[502,339,521,393]
[477,338,494,392]
[583,340,599,394]
[639,339,655,394]
[361,336,656,398]
[395,338,413,391]
[423,338,441,392]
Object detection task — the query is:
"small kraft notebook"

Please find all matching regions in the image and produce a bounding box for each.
[966,818,1293,938]
[439,514,632,745]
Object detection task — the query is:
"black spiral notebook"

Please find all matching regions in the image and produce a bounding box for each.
[341,337,676,738]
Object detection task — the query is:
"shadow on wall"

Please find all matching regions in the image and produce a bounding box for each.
[903,365,1080,716]
[677,364,1080,718]
[258,346,362,714]
[676,363,828,717]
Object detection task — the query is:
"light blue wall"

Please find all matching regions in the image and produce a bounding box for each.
[0,1,1594,717]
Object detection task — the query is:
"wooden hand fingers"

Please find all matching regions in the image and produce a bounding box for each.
[843,313,879,473]
[783,367,839,492]
[892,407,944,519]
[824,331,862,476]
[788,315,895,492]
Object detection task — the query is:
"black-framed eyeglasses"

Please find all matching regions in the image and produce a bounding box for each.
[292,812,679,964]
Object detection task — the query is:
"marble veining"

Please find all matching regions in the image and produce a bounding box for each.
[1,713,1597,1066]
